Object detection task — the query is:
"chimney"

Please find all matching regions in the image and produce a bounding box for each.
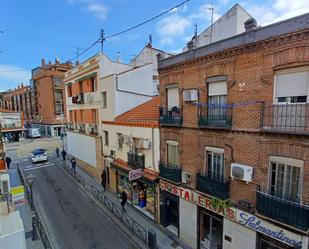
[244,18,257,32]
[21,83,24,88]
[41,58,46,67]
[55,58,60,64]
[187,40,195,51]
[48,60,52,65]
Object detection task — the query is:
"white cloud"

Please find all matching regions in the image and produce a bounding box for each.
[158,15,191,37]
[68,0,108,20]
[0,64,30,91]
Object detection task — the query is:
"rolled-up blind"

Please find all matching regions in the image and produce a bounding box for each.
[208,81,227,96]
[275,70,309,98]
[167,87,179,109]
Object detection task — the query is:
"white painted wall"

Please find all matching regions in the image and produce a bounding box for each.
[100,75,116,121]
[99,53,132,79]
[223,218,256,249]
[179,198,197,249]
[102,124,160,172]
[67,131,97,167]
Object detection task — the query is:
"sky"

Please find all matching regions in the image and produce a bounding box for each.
[0,0,309,91]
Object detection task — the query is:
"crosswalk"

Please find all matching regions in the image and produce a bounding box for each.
[24,162,55,171]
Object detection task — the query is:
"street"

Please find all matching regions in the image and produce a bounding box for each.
[7,139,138,249]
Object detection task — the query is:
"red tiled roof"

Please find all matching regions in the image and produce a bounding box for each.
[0,108,17,113]
[115,96,160,123]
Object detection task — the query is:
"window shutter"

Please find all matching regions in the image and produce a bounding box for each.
[208,81,227,96]
[167,87,179,109]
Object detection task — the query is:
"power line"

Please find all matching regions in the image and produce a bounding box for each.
[68,0,190,61]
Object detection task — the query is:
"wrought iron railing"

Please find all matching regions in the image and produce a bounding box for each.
[159,162,182,183]
[261,103,309,134]
[196,173,230,200]
[256,191,309,231]
[127,152,145,169]
[199,105,232,128]
[159,106,182,126]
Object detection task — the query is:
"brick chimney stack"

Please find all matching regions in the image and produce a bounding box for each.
[244,18,257,32]
[41,58,46,68]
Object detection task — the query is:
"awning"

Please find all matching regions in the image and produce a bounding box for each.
[75,72,97,82]
[110,159,158,185]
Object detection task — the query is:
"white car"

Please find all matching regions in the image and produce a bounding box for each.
[31,149,48,163]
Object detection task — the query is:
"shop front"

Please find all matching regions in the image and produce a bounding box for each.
[160,189,179,235]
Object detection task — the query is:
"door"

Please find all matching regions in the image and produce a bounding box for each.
[200,212,223,249]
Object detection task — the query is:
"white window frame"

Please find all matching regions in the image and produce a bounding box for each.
[205,146,225,181]
[268,156,303,202]
[166,140,179,167]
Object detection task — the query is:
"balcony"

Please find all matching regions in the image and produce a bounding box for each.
[261,103,309,134]
[127,151,145,169]
[67,122,74,130]
[159,107,182,126]
[256,191,309,231]
[88,124,98,134]
[196,173,229,200]
[72,93,84,104]
[159,163,182,183]
[199,105,232,129]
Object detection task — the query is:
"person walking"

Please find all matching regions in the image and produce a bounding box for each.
[71,157,76,173]
[101,170,107,191]
[55,147,60,158]
[121,190,127,212]
[61,149,67,161]
[5,156,12,169]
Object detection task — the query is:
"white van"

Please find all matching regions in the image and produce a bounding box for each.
[27,128,41,138]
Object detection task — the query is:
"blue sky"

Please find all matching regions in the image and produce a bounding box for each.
[0,0,308,91]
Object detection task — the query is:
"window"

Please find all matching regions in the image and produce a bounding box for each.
[67,85,72,97]
[117,133,124,150]
[102,92,107,108]
[275,67,309,103]
[103,131,109,146]
[269,156,303,202]
[53,77,63,88]
[167,140,179,167]
[90,77,96,92]
[55,102,63,114]
[166,86,179,111]
[205,147,224,182]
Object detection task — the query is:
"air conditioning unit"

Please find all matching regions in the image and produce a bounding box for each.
[231,163,253,183]
[181,171,191,184]
[122,135,132,144]
[0,174,10,195]
[183,89,198,102]
[140,139,151,149]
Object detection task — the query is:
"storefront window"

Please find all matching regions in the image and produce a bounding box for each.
[258,234,293,249]
[200,211,223,249]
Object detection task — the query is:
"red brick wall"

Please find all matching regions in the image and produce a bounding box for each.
[159,31,309,206]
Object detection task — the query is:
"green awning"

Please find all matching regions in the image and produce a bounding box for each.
[75,72,97,82]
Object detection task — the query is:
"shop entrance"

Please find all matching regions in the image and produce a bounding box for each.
[160,190,179,235]
[200,210,223,249]
[258,234,293,249]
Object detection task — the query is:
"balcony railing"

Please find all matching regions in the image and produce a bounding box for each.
[159,106,182,126]
[127,151,145,169]
[67,122,74,130]
[199,105,233,129]
[261,103,309,134]
[196,173,229,200]
[256,191,309,231]
[72,93,84,104]
[159,162,182,183]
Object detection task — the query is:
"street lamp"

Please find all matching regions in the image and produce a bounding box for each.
[26,174,38,241]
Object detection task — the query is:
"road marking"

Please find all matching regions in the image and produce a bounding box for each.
[23,159,28,162]
[24,163,55,171]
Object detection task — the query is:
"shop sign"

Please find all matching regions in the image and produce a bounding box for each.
[237,211,303,248]
[10,186,25,207]
[129,169,143,181]
[160,180,236,220]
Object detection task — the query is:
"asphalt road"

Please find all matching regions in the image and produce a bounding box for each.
[17,154,137,249]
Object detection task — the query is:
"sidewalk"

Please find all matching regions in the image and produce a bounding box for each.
[8,166,45,249]
[59,157,191,249]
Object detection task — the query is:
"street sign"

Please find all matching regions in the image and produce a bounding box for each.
[129,169,144,181]
[10,186,25,207]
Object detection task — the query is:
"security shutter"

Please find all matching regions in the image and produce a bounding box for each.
[167,87,179,110]
[208,81,227,96]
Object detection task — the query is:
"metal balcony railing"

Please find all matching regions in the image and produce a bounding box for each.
[127,152,145,169]
[261,103,309,134]
[159,162,182,183]
[199,105,233,128]
[72,93,84,104]
[159,106,182,126]
[256,191,309,231]
[196,173,229,200]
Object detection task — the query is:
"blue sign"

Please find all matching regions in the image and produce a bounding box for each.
[238,212,302,248]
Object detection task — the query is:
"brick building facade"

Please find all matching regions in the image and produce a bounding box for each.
[157,14,309,249]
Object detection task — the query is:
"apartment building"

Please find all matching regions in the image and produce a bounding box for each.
[65,45,170,180]
[1,84,32,124]
[157,13,309,249]
[103,97,160,220]
[30,59,72,137]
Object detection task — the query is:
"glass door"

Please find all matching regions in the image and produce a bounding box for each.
[200,212,223,249]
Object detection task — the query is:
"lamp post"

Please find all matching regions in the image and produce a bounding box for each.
[26,174,38,241]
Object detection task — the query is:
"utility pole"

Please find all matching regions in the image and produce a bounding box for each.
[100,29,105,52]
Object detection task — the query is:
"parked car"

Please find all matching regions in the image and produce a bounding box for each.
[31,149,48,163]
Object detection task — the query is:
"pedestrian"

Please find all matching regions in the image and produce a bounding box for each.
[101,169,107,191]
[70,156,76,173]
[121,190,127,212]
[55,147,59,158]
[61,149,67,161]
[5,156,12,169]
